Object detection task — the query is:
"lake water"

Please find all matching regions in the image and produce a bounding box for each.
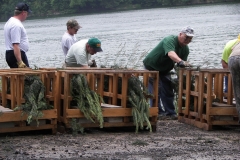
[0,3,239,69]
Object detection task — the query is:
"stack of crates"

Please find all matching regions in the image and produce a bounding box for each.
[0,68,159,133]
[0,69,58,134]
[178,68,238,130]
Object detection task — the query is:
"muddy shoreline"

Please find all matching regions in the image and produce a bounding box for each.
[1,120,240,159]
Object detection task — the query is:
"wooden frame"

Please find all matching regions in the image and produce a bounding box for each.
[0,69,58,134]
[57,69,159,130]
[178,68,238,130]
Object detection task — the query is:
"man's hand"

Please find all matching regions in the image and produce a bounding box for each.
[177,60,191,68]
[90,60,97,67]
[17,61,27,68]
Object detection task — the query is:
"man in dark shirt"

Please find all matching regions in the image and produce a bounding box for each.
[143,26,194,120]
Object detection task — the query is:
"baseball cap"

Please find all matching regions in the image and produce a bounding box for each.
[15,2,32,13]
[181,26,194,37]
[88,38,103,52]
[66,19,81,30]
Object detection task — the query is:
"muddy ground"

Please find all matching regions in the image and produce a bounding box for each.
[0,120,240,160]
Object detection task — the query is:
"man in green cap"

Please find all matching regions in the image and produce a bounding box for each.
[65,37,103,67]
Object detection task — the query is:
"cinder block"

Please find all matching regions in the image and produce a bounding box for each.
[104,117,123,122]
[0,122,15,128]
[77,118,92,124]
[29,120,47,126]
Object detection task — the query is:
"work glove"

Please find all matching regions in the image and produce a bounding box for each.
[89,60,97,67]
[17,60,27,68]
[177,60,191,68]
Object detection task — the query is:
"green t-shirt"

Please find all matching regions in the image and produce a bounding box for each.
[222,39,239,63]
[143,35,189,74]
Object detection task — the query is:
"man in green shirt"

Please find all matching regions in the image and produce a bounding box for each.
[143,26,194,120]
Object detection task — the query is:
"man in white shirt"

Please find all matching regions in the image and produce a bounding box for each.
[61,19,81,57]
[4,2,32,68]
[65,38,103,68]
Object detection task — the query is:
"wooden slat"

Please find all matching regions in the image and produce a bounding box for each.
[66,107,158,118]
[0,109,57,122]
[0,125,56,133]
[178,68,238,131]
[209,107,238,115]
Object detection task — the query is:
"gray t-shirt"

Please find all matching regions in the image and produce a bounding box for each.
[61,32,77,57]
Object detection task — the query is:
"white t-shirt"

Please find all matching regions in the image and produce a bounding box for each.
[4,17,29,52]
[65,39,91,65]
[61,32,77,56]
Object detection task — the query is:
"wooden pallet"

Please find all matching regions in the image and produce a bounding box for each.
[0,106,57,134]
[178,68,238,130]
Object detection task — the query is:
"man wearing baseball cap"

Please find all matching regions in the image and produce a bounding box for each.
[143,26,194,120]
[65,38,103,67]
[4,2,32,68]
[61,19,82,57]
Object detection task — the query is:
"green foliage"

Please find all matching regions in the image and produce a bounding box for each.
[127,76,152,133]
[14,76,53,126]
[70,118,85,135]
[1,0,235,21]
[0,0,16,21]
[71,74,104,128]
[70,0,87,7]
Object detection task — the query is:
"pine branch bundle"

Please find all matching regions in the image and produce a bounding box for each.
[127,76,152,133]
[71,74,104,128]
[70,118,84,135]
[15,75,53,126]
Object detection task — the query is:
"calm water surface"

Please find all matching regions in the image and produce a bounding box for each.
[0,3,239,69]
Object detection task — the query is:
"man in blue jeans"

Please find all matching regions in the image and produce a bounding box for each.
[143,27,194,120]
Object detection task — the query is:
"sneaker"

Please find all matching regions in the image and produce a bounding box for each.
[169,115,178,120]
[158,114,178,120]
[157,114,167,120]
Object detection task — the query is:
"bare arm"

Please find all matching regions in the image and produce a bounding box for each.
[167,51,182,63]
[13,43,22,62]
[221,59,228,68]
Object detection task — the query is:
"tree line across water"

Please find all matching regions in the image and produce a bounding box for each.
[0,0,239,21]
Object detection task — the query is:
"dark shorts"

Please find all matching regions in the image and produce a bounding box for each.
[5,50,29,68]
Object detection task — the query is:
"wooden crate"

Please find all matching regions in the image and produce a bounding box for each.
[0,69,58,134]
[57,69,159,130]
[0,106,57,134]
[178,68,201,121]
[178,68,238,130]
